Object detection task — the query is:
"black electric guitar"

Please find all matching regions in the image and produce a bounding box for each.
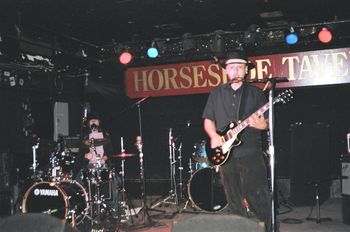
[206,89,293,166]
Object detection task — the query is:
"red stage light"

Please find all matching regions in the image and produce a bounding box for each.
[119,51,133,65]
[318,27,333,43]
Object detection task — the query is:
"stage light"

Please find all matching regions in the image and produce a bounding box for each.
[146,41,159,59]
[285,28,298,45]
[182,33,196,54]
[211,30,225,58]
[119,51,133,65]
[244,24,262,46]
[318,27,333,43]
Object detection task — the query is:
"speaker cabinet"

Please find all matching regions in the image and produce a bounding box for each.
[290,123,331,206]
[342,195,350,225]
[342,156,350,195]
[172,214,265,232]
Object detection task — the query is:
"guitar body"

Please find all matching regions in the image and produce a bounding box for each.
[206,122,241,166]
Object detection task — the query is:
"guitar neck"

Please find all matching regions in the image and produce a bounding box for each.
[224,101,271,141]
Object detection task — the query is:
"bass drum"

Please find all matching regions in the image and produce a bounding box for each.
[22,181,88,225]
[188,167,227,212]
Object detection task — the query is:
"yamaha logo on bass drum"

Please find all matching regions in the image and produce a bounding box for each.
[33,188,59,197]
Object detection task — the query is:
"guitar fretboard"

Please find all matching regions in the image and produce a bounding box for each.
[223,100,275,141]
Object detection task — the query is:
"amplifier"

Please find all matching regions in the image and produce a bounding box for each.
[342,156,350,196]
[343,195,350,225]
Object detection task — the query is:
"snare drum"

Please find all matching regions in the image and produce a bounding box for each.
[22,180,88,224]
[187,167,227,212]
[82,167,113,183]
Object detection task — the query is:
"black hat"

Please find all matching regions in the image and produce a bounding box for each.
[86,112,101,121]
[221,50,255,70]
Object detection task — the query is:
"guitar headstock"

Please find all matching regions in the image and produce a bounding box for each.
[275,89,293,104]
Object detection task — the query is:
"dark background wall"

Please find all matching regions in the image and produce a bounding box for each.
[1,68,350,199]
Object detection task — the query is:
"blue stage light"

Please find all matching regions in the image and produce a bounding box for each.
[285,33,298,45]
[147,47,159,58]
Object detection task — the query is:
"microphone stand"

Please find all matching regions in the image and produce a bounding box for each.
[246,77,289,232]
[268,80,276,232]
[134,99,157,227]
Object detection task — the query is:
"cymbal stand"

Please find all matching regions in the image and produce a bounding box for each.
[151,128,178,208]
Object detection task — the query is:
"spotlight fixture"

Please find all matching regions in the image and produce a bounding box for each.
[211,30,225,58]
[244,24,262,46]
[119,51,133,65]
[318,27,333,43]
[146,42,159,58]
[182,33,196,54]
[285,27,299,45]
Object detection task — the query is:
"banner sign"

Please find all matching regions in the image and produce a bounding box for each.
[125,47,350,98]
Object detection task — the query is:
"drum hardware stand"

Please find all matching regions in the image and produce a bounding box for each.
[83,142,109,228]
[118,137,137,223]
[151,128,178,209]
[31,138,40,176]
[180,164,199,214]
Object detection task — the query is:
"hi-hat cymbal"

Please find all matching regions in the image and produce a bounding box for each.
[83,138,111,147]
[112,152,136,158]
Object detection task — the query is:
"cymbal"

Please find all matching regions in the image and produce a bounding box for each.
[194,157,209,163]
[112,152,136,158]
[83,138,110,147]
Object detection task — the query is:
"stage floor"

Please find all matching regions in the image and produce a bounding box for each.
[74,196,350,232]
[1,195,349,232]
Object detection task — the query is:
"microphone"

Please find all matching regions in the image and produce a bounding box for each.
[244,77,289,83]
[90,123,98,132]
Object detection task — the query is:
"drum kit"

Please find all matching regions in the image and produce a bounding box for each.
[151,129,228,213]
[19,130,227,230]
[20,136,133,228]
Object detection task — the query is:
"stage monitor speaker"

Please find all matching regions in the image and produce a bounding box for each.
[53,102,69,142]
[342,156,350,195]
[0,213,75,232]
[172,214,265,232]
[290,123,331,206]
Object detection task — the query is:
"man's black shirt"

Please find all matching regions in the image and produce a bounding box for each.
[202,82,268,157]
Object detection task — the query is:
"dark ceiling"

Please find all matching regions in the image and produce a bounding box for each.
[1,0,350,74]
[1,0,350,45]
